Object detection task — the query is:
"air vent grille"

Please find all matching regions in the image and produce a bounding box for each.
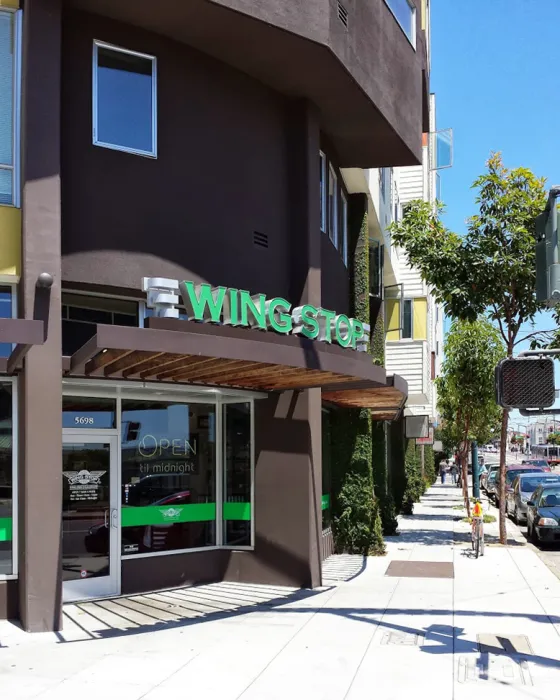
[253,231,269,249]
[337,2,349,28]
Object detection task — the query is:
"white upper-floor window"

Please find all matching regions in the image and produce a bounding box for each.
[384,0,416,48]
[93,41,157,158]
[0,9,21,207]
[328,164,339,249]
[340,191,348,266]
[320,151,327,232]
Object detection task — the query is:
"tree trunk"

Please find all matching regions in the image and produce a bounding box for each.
[498,407,509,545]
[460,441,471,518]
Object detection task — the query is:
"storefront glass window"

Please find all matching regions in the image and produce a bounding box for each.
[121,400,216,555]
[223,402,251,547]
[0,383,13,575]
[63,396,116,429]
[322,410,332,530]
[0,286,13,358]
[62,293,138,356]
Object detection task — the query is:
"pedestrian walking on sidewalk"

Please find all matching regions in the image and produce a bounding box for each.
[450,462,458,484]
[440,463,447,484]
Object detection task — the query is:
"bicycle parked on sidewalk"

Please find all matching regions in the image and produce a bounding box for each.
[471,499,484,558]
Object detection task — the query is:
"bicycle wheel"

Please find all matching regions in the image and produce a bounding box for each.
[475,529,480,558]
[481,528,485,556]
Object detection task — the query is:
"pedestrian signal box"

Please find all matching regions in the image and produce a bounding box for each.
[495,357,555,409]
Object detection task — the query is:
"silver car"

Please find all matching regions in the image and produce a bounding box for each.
[506,472,560,524]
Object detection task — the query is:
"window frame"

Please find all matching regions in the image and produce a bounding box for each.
[92,40,158,159]
[383,0,417,49]
[402,298,413,339]
[319,151,327,233]
[328,164,339,249]
[62,290,141,357]
[0,377,17,580]
[62,384,257,563]
[0,8,22,208]
[340,190,348,266]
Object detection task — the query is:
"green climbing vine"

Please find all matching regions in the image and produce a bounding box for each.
[371,302,385,366]
[372,421,398,535]
[329,193,385,555]
[389,418,406,513]
[424,445,436,487]
[402,439,425,515]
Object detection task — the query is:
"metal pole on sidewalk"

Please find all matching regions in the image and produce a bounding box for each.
[472,440,480,498]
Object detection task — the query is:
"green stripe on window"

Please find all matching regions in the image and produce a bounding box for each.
[321,494,330,511]
[0,517,12,542]
[223,502,251,521]
[122,503,216,527]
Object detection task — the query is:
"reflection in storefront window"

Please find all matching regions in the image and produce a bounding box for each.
[322,410,332,530]
[121,400,216,555]
[0,384,13,575]
[223,403,251,546]
[62,396,116,429]
[0,287,13,358]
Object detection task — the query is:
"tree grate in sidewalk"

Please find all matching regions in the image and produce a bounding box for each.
[385,561,454,579]
[458,655,533,686]
[380,630,424,646]
[477,633,533,655]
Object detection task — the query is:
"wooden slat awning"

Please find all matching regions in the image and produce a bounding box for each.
[0,319,45,374]
[66,320,407,413]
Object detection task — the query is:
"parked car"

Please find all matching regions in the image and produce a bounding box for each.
[498,466,545,508]
[527,484,560,545]
[506,472,560,524]
[489,465,545,507]
[521,459,551,472]
[481,463,500,493]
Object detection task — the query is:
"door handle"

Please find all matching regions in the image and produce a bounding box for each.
[111,508,118,529]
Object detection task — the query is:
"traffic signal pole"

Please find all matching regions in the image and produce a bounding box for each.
[472,441,480,499]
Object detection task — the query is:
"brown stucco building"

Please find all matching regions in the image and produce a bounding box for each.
[0,0,427,632]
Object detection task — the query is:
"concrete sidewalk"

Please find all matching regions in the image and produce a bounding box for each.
[1,482,560,699]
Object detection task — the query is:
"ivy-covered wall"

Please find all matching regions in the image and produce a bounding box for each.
[370,299,385,367]
[389,417,406,512]
[402,439,426,515]
[329,193,385,555]
[372,421,398,535]
[424,445,436,487]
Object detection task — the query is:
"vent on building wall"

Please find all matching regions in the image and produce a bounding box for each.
[337,2,349,28]
[253,231,269,249]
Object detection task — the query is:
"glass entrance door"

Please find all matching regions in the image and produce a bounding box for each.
[62,434,119,602]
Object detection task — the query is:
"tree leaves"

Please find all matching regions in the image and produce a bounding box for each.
[389,153,547,346]
[436,318,505,448]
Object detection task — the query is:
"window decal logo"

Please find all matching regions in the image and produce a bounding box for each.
[159,507,183,521]
[63,470,106,486]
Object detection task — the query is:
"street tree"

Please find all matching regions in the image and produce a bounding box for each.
[436,319,505,515]
[391,153,546,543]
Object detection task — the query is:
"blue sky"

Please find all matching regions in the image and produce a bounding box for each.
[431,0,560,426]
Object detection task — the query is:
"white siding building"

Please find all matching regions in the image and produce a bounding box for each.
[372,91,447,428]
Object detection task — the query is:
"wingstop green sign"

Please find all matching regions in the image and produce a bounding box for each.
[142,277,369,352]
[180,281,369,351]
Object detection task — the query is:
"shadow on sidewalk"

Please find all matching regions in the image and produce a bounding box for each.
[46,594,560,671]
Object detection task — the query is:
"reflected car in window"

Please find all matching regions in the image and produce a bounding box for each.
[85,488,191,555]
